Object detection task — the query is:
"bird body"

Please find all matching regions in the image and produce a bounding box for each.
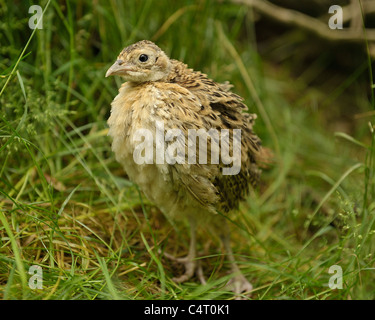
[106,40,262,295]
[108,80,211,221]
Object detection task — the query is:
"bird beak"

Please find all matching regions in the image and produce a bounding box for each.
[105,60,133,77]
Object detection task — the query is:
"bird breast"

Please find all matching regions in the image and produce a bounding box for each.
[107,82,199,219]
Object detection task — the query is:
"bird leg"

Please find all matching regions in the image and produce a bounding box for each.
[162,219,206,284]
[220,231,253,297]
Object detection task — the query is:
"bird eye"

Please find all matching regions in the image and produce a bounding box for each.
[139,54,149,62]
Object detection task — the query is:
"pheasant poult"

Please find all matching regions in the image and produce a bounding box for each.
[106,40,262,295]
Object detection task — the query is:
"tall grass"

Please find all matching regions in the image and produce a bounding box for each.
[0,0,374,299]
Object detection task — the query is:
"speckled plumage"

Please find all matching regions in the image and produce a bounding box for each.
[106,40,263,296]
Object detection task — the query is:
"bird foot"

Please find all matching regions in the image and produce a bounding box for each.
[162,251,206,284]
[225,273,253,299]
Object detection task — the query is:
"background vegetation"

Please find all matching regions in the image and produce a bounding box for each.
[0,0,374,299]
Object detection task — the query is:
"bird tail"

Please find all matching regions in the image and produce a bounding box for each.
[256,147,275,170]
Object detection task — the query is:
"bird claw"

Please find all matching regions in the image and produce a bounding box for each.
[171,258,196,283]
[225,274,253,299]
[161,251,206,284]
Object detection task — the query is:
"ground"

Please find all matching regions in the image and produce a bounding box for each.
[0,0,374,300]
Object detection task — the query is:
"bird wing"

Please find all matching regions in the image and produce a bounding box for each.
[167,62,262,211]
[152,82,221,213]
[153,78,261,213]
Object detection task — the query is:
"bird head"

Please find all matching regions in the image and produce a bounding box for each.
[105,40,172,82]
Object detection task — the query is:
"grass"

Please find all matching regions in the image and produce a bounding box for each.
[0,0,374,300]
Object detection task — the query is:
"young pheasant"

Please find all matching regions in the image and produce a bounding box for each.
[106,40,262,296]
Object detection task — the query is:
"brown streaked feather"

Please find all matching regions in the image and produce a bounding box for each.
[107,41,263,217]
[160,60,262,212]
